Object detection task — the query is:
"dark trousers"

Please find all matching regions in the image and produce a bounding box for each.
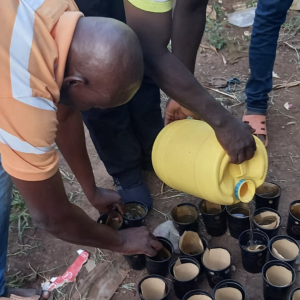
[76,0,164,188]
[245,0,293,114]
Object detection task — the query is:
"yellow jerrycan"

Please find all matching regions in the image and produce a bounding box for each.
[152,119,268,205]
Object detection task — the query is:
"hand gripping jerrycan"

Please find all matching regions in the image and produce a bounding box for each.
[152,119,268,205]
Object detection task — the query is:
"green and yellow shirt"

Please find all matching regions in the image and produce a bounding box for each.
[128,0,172,13]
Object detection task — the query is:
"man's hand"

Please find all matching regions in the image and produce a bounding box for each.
[215,118,256,164]
[88,187,123,214]
[164,99,198,126]
[118,227,162,256]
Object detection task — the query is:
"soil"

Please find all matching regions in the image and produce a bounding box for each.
[6,2,300,300]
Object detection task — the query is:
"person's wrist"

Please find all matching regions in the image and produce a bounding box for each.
[85,184,98,204]
[114,231,126,253]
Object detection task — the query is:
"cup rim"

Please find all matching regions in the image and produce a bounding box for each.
[213,279,246,298]
[268,235,300,262]
[289,200,300,222]
[255,182,281,199]
[169,256,200,282]
[183,289,213,300]
[289,287,300,299]
[171,202,200,225]
[226,204,250,219]
[253,207,282,231]
[146,236,174,263]
[199,200,226,216]
[123,201,148,221]
[262,260,296,288]
[201,247,232,271]
[238,229,269,252]
[138,274,170,300]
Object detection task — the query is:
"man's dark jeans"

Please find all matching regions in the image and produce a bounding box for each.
[246,0,293,114]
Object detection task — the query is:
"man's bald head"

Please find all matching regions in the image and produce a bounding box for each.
[60,17,144,111]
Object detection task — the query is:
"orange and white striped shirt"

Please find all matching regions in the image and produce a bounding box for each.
[0,0,83,181]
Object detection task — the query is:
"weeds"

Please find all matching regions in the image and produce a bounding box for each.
[280,15,300,42]
[10,187,32,240]
[205,19,227,50]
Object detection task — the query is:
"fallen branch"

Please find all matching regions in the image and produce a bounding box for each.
[204,86,238,100]
[273,81,300,90]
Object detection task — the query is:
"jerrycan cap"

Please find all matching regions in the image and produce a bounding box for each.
[235,180,256,203]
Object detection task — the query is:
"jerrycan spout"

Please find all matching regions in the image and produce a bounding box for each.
[235,179,256,203]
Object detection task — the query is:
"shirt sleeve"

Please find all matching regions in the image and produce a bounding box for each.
[127,0,172,13]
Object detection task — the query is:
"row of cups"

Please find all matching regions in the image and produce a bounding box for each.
[138,253,300,300]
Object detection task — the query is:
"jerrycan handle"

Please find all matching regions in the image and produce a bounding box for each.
[238,163,246,177]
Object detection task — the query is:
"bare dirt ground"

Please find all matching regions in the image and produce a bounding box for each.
[6,2,300,300]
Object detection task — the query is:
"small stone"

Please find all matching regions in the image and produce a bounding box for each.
[231,265,236,272]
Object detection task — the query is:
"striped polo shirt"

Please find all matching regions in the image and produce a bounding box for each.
[128,0,172,13]
[0,0,83,181]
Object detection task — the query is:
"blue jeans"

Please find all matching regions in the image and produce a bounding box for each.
[0,157,13,295]
[245,0,293,114]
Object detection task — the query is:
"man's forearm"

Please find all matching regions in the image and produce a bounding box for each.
[145,51,232,130]
[172,0,208,73]
[56,105,96,199]
[12,172,124,252]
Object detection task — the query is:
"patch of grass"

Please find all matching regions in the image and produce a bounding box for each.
[10,187,32,240]
[281,15,300,42]
[205,19,227,50]
[246,0,257,7]
[212,3,224,19]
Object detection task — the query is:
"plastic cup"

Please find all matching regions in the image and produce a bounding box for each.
[171,203,199,235]
[268,235,300,267]
[146,237,174,276]
[255,182,281,211]
[97,213,123,230]
[213,280,246,300]
[226,203,250,239]
[199,200,227,237]
[201,247,232,288]
[262,260,296,300]
[182,290,213,300]
[138,275,170,300]
[289,287,300,300]
[253,207,282,238]
[169,256,200,300]
[287,200,300,240]
[123,201,148,228]
[179,234,208,274]
[239,229,269,273]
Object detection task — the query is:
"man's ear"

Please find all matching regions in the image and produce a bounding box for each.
[63,75,86,87]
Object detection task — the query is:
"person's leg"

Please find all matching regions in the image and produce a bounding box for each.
[128,75,164,171]
[0,157,13,296]
[245,0,293,114]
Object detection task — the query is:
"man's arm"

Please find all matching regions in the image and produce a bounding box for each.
[11,171,160,256]
[172,0,208,73]
[124,1,256,164]
[56,104,120,213]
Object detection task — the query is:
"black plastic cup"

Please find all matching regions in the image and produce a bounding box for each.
[213,280,246,300]
[201,247,232,289]
[253,207,282,239]
[239,229,269,273]
[123,201,148,228]
[138,275,170,300]
[124,254,146,271]
[262,260,296,300]
[169,256,200,300]
[97,213,124,230]
[255,182,281,211]
[179,235,208,274]
[287,200,300,240]
[226,203,250,239]
[268,235,300,267]
[146,237,174,276]
[199,200,227,237]
[289,287,300,300]
[183,290,213,300]
[171,203,199,236]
